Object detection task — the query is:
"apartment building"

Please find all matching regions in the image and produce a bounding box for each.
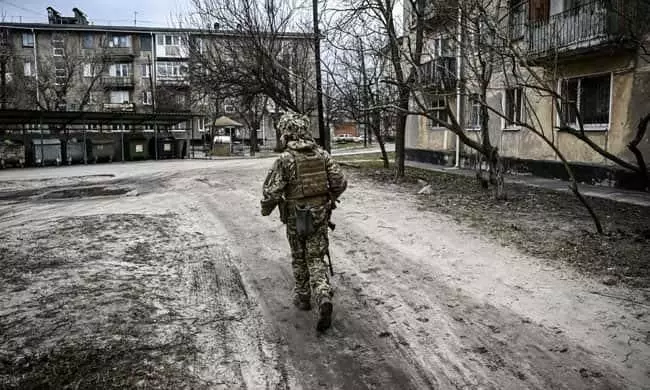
[0,7,315,162]
[403,0,650,187]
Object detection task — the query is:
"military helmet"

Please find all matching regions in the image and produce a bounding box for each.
[277,112,312,141]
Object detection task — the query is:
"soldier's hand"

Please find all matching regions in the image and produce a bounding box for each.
[261,199,276,216]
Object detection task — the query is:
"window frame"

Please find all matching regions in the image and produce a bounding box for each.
[22,33,34,47]
[428,97,448,130]
[467,93,482,130]
[558,72,611,131]
[503,87,524,130]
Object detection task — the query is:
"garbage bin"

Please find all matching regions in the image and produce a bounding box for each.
[151,136,176,159]
[0,140,25,168]
[127,137,149,161]
[87,138,114,163]
[175,139,187,159]
[66,138,86,165]
[32,138,62,166]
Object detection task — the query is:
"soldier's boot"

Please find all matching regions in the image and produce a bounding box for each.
[293,295,312,311]
[316,297,333,332]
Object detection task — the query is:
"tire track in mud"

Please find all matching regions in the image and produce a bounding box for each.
[188,170,632,390]
[192,192,438,390]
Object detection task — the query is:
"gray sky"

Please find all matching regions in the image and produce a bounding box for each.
[0,0,190,26]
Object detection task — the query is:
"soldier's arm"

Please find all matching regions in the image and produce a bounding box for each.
[324,152,347,200]
[261,158,287,215]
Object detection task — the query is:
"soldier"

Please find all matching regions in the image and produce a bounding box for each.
[260,113,347,332]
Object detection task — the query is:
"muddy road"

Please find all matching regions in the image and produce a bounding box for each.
[0,159,648,389]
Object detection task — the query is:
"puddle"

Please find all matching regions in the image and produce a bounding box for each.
[41,186,132,199]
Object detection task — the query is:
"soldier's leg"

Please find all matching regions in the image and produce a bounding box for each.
[305,226,333,330]
[286,229,311,310]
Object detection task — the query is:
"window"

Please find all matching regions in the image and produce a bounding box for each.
[141,64,151,78]
[110,91,130,104]
[22,33,34,47]
[83,33,94,49]
[157,34,184,57]
[54,63,67,86]
[504,87,523,128]
[140,35,152,51]
[467,94,481,129]
[110,63,130,77]
[509,0,526,40]
[528,0,550,22]
[142,91,152,105]
[83,63,96,77]
[429,98,448,129]
[109,35,131,48]
[24,61,32,77]
[52,34,64,56]
[560,74,610,127]
[156,62,187,78]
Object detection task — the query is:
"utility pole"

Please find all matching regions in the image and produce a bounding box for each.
[134,12,137,26]
[312,0,329,152]
[358,37,369,148]
[455,4,464,168]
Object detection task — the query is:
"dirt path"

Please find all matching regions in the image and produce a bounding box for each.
[0,160,648,389]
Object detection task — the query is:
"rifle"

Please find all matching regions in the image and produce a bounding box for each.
[325,197,340,276]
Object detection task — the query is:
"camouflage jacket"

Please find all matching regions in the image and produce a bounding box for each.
[261,140,347,224]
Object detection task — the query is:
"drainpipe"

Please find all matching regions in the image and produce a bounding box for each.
[32,29,39,106]
[454,4,464,168]
[150,32,158,160]
[33,29,44,166]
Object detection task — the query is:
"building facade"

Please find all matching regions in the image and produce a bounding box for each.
[403,0,650,186]
[0,7,315,163]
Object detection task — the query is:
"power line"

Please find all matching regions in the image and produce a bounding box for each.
[0,0,42,16]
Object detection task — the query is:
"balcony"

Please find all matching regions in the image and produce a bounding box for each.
[103,102,135,112]
[102,76,135,89]
[524,0,641,61]
[105,46,135,60]
[418,57,457,92]
[157,77,190,88]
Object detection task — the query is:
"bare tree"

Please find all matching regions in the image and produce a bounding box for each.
[183,0,317,120]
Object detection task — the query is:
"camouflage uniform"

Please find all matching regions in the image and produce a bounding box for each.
[261,113,347,331]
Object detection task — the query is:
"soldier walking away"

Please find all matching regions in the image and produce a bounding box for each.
[260,113,347,332]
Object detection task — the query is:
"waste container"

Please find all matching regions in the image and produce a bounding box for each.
[127,137,149,160]
[66,138,86,165]
[0,140,25,168]
[87,138,114,163]
[176,139,187,159]
[32,138,62,166]
[151,136,176,159]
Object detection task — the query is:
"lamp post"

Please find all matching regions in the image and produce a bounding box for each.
[312,0,329,152]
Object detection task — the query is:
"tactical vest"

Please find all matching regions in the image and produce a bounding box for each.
[285,150,329,200]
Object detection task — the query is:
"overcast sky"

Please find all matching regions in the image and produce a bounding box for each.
[0,0,191,26]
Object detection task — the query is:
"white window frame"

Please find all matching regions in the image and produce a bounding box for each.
[428,97,448,130]
[110,63,130,77]
[467,94,481,130]
[54,64,67,86]
[24,61,33,77]
[557,72,612,131]
[110,90,130,104]
[53,47,64,57]
[503,87,524,130]
[141,63,151,78]
[22,33,34,47]
[142,91,153,105]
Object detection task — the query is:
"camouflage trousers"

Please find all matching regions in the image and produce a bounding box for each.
[286,223,332,306]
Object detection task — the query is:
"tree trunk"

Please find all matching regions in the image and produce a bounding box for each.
[371,112,389,168]
[274,126,283,152]
[249,125,257,157]
[393,88,410,179]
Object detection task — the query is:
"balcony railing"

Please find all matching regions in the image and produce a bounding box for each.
[102,76,134,88]
[105,46,135,57]
[418,57,457,92]
[526,0,638,58]
[103,102,135,112]
[157,77,190,87]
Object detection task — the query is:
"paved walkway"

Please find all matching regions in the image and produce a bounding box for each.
[405,161,650,208]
